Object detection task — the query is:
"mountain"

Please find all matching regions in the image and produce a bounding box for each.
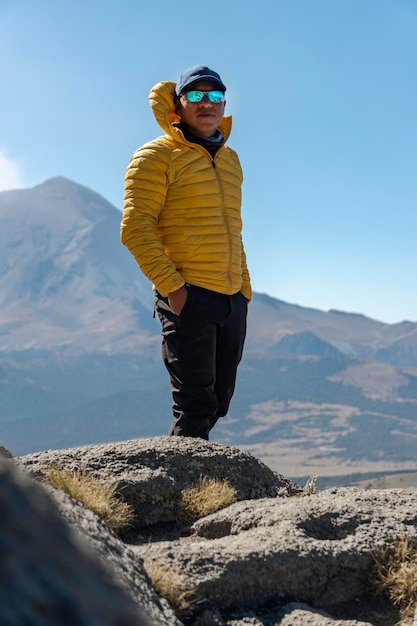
[0,177,157,353]
[1,178,416,483]
[2,177,417,359]
[246,293,417,362]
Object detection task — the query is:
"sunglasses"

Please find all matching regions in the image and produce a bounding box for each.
[183,90,225,103]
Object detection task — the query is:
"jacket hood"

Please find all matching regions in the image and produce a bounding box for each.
[149,80,232,143]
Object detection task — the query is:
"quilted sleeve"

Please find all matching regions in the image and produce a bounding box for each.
[121,142,186,296]
[240,239,252,301]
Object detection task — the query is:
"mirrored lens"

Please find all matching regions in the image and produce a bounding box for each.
[185,90,224,103]
[186,91,204,102]
[207,91,224,103]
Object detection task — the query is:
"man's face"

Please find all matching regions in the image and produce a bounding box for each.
[176,81,226,138]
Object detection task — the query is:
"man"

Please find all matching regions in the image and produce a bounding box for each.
[121,65,251,440]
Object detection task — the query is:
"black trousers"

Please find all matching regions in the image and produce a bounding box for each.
[155,284,247,440]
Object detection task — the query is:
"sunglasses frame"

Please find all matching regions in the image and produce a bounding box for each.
[183,90,225,104]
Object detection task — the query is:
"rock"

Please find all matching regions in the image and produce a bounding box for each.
[0,443,13,459]
[17,436,301,526]
[191,486,417,541]
[0,456,156,625]
[48,487,182,625]
[13,437,417,625]
[180,603,376,625]
[133,486,417,622]
[276,603,374,625]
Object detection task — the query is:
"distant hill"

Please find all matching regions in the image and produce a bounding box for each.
[1,178,416,481]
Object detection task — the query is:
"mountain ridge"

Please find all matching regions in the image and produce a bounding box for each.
[1,177,416,480]
[2,177,417,357]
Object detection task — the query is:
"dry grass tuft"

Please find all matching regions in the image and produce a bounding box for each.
[373,536,417,624]
[146,560,197,616]
[42,465,134,535]
[302,473,319,496]
[177,475,237,524]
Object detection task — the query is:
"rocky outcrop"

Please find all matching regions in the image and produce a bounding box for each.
[18,436,300,526]
[9,437,417,625]
[0,456,158,625]
[48,487,182,625]
[0,443,13,459]
[136,487,416,622]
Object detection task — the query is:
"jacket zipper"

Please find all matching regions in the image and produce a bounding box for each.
[181,140,233,291]
[211,155,233,292]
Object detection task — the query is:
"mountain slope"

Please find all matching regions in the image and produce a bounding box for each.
[1,177,417,358]
[246,293,417,363]
[1,177,416,480]
[0,177,158,352]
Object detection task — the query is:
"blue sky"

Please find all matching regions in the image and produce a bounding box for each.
[1,0,416,324]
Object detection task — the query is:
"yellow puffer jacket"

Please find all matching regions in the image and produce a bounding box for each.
[121,80,252,301]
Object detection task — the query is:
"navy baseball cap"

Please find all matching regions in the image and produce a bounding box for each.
[175,65,226,96]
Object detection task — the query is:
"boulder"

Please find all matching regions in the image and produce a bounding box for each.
[0,443,13,459]
[13,437,417,625]
[273,602,375,625]
[193,603,375,625]
[131,486,417,623]
[0,457,157,625]
[49,487,182,625]
[17,436,301,526]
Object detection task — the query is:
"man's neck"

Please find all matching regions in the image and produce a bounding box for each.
[179,123,224,156]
